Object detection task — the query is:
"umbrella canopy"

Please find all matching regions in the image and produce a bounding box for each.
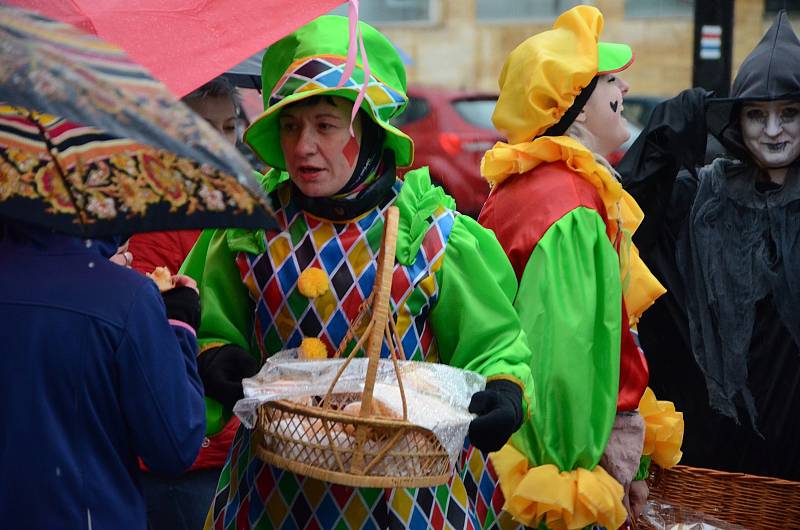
[226,52,265,91]
[0,5,276,237]
[9,0,346,97]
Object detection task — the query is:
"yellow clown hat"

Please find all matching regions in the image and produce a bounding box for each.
[492,5,634,144]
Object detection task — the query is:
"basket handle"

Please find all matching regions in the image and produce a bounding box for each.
[357,205,399,419]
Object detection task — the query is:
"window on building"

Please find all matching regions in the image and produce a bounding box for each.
[476,0,587,21]
[329,0,435,24]
[625,0,693,17]
[766,0,800,13]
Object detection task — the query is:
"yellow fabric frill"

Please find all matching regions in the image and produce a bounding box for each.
[297,267,329,298]
[299,337,328,360]
[481,135,666,325]
[639,387,684,468]
[490,444,627,530]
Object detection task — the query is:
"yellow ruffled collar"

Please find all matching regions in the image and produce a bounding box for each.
[481,135,623,218]
[481,136,666,324]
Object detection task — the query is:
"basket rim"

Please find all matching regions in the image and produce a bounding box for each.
[652,464,800,488]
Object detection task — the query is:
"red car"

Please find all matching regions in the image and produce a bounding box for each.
[393,86,503,217]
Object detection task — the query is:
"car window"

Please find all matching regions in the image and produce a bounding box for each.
[622,103,648,128]
[392,96,430,126]
[622,96,663,128]
[452,98,497,130]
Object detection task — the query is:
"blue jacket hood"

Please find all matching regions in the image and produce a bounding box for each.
[1,220,126,258]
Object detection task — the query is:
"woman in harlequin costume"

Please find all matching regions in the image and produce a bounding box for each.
[477,6,684,530]
[181,15,536,530]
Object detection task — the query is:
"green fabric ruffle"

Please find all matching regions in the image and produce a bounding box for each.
[394,167,456,265]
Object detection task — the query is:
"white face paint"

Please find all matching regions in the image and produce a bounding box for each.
[740,100,800,173]
[579,74,631,157]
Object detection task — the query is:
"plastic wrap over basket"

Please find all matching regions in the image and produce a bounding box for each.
[234,349,485,467]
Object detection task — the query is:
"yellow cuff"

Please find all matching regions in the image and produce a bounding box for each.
[639,387,684,468]
[490,444,627,530]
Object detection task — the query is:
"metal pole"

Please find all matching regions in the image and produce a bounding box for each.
[692,0,734,96]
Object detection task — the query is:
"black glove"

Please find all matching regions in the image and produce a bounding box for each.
[650,87,713,171]
[161,286,200,331]
[468,380,524,453]
[197,345,261,410]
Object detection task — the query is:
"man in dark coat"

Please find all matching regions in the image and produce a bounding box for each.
[617,10,800,480]
[0,221,206,529]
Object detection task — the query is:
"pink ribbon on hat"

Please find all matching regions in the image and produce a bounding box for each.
[337,0,370,137]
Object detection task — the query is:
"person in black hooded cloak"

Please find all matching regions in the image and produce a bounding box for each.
[616,10,800,480]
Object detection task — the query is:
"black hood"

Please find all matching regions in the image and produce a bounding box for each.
[707,10,800,159]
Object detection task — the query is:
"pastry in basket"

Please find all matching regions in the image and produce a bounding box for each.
[399,365,440,395]
[146,266,174,292]
[341,397,399,419]
[341,393,402,437]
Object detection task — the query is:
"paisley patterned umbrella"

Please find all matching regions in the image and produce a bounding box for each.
[0,5,276,237]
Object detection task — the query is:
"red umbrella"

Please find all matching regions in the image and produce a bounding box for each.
[8,0,346,97]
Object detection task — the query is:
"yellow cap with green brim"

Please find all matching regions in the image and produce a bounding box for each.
[491,6,634,144]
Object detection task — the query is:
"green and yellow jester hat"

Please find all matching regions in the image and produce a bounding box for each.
[244,15,413,170]
[491,5,634,144]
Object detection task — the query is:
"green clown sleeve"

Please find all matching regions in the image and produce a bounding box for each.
[509,206,621,472]
[429,214,535,417]
[180,229,255,353]
[180,228,257,435]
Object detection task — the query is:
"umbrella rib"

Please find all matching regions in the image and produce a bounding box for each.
[25,109,89,235]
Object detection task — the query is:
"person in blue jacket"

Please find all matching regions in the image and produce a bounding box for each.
[0,221,207,530]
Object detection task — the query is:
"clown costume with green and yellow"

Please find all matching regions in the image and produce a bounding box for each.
[478,7,684,530]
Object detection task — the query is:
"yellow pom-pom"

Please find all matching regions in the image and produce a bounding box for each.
[297,267,329,298]
[299,337,328,360]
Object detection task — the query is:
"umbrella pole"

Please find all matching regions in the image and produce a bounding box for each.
[25,109,90,234]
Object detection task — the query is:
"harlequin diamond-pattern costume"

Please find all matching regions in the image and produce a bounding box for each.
[234,180,450,364]
[183,169,534,530]
[208,429,520,530]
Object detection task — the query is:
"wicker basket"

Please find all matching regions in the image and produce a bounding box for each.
[253,206,452,488]
[642,464,800,529]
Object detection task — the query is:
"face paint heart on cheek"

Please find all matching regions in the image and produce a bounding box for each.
[609,100,619,113]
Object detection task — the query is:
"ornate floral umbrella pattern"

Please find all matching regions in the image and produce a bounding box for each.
[0,6,276,236]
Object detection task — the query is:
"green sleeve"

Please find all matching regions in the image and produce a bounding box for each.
[179,228,258,435]
[180,229,255,353]
[509,207,621,472]
[430,215,535,416]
